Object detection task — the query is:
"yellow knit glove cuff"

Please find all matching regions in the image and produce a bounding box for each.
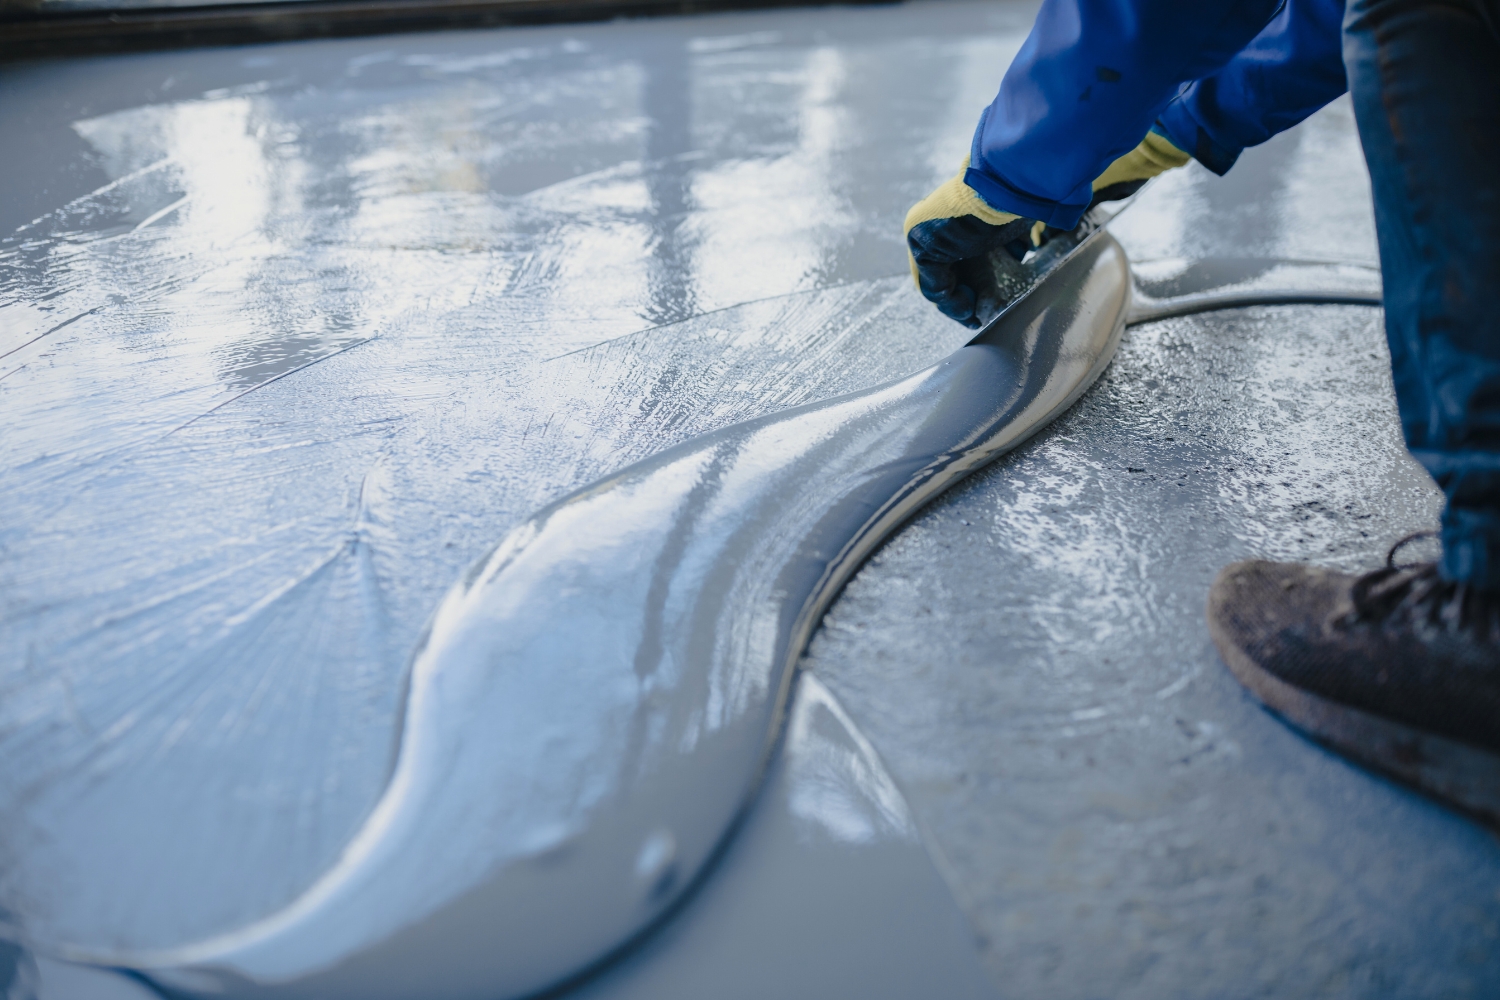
[1091,131,1190,192]
[905,157,1022,231]
[904,157,1021,284]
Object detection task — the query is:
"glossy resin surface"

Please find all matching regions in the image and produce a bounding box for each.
[2,4,1128,989]
[563,672,997,1000]
[1,675,999,1000]
[3,4,1024,958]
[128,203,1127,1000]
[4,1,1498,997]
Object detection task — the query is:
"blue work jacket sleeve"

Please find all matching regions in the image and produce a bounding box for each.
[967,0,1287,229]
[1158,0,1347,175]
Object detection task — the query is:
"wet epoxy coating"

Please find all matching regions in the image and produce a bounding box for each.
[2,3,1015,955]
[133,208,1125,997]
[2,1,1497,996]
[564,672,997,1000]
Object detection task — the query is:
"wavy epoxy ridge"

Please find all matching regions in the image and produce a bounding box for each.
[91,223,1133,999]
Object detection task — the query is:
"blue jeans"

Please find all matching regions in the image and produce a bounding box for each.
[1163,0,1500,589]
[1344,0,1500,590]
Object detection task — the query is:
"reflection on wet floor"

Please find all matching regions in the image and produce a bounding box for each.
[1,0,1496,993]
[0,2,1017,953]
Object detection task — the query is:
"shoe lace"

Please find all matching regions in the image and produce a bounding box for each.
[1385,530,1439,571]
[1347,531,1500,638]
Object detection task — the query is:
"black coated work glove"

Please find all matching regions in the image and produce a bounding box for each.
[905,132,1191,328]
[903,158,1032,330]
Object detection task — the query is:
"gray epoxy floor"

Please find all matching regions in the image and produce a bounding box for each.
[2,0,1497,995]
[1,6,986,951]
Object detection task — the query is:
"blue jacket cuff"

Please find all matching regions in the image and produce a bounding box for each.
[962,167,1090,231]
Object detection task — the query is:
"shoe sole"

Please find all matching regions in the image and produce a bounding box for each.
[1209,611,1500,828]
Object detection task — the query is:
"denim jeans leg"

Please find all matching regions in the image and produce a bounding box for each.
[1343,0,1500,589]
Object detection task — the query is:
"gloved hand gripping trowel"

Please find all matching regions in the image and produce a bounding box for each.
[905,128,1189,329]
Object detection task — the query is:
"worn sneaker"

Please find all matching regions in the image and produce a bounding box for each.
[1208,537,1500,824]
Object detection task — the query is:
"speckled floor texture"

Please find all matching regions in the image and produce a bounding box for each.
[2,0,1497,996]
[807,78,1500,1000]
